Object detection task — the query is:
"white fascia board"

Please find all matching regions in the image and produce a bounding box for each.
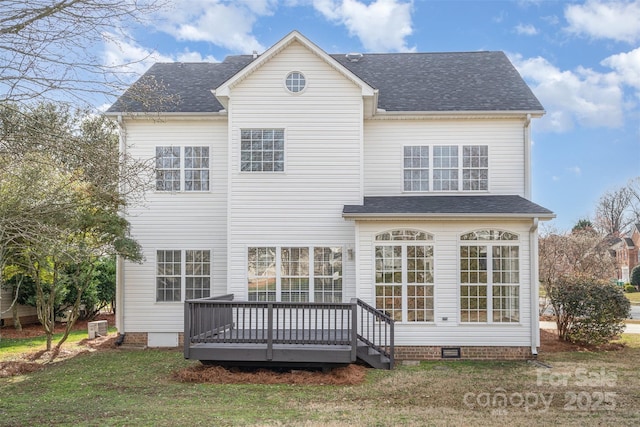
[370,110,546,120]
[342,212,556,220]
[105,111,228,121]
[213,30,376,100]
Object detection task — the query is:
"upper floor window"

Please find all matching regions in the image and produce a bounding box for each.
[156,146,209,191]
[403,145,488,192]
[241,129,284,172]
[285,72,306,93]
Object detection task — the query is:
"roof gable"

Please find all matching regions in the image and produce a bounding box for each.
[213,31,376,109]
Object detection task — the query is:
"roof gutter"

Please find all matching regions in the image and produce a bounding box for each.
[116,115,126,336]
[530,218,540,357]
[370,110,545,120]
[342,212,556,220]
[104,111,228,119]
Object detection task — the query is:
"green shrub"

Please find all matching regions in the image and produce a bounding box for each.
[550,278,630,345]
[631,265,640,288]
[624,283,637,293]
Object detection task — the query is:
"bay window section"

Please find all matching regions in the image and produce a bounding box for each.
[459,230,519,323]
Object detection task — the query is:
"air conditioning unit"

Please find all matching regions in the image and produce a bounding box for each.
[88,320,108,339]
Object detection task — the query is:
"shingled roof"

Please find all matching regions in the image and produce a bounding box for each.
[343,195,555,219]
[107,50,543,114]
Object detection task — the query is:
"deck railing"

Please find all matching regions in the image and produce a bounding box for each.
[185,294,357,360]
[354,298,395,368]
[185,295,394,368]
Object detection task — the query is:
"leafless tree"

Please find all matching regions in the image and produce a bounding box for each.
[0,0,166,106]
[538,225,617,331]
[594,187,633,237]
[627,177,640,225]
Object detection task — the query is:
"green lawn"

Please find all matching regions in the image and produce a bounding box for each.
[0,327,117,358]
[1,335,639,426]
[626,292,640,305]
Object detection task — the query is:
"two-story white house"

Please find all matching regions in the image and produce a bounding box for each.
[107,31,553,363]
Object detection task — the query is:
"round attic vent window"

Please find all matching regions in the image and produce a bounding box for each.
[285,71,306,93]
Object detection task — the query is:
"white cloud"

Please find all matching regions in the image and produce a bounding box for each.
[565,0,640,43]
[102,33,218,80]
[158,0,276,53]
[601,47,640,90]
[511,54,624,132]
[567,166,582,176]
[313,0,415,52]
[515,23,538,35]
[102,32,175,77]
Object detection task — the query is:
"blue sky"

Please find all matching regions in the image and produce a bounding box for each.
[102,0,640,231]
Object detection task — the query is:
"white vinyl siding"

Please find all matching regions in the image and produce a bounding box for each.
[356,220,533,347]
[119,119,227,333]
[227,41,361,301]
[365,119,526,196]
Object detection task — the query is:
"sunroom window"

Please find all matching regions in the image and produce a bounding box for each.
[459,230,519,323]
[375,229,434,322]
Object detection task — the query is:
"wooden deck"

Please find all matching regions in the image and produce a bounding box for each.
[184,295,394,369]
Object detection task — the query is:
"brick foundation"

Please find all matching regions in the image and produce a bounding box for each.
[394,346,533,360]
[121,332,148,346]
[119,332,184,347]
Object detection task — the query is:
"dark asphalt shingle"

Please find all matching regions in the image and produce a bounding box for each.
[342,195,554,217]
[107,51,543,113]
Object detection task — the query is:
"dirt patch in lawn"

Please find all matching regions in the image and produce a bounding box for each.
[539,328,626,353]
[0,313,115,339]
[173,363,368,386]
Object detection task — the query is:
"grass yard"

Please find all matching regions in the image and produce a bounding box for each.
[626,292,640,305]
[1,334,639,426]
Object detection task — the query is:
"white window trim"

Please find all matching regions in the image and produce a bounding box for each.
[239,128,286,173]
[457,230,521,325]
[373,229,436,323]
[401,144,489,193]
[155,145,211,193]
[155,249,212,303]
[245,245,344,302]
[284,71,307,94]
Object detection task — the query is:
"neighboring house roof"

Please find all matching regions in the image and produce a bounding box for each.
[623,237,636,248]
[342,195,555,219]
[107,32,544,114]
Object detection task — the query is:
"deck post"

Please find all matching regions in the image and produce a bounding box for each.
[184,300,191,359]
[267,303,273,361]
[350,299,357,362]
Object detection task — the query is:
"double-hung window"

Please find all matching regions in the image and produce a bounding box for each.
[241,129,284,172]
[403,145,488,192]
[374,229,434,322]
[156,146,210,191]
[156,249,211,302]
[247,246,342,302]
[459,230,519,323]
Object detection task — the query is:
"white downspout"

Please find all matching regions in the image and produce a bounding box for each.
[530,217,539,356]
[524,114,532,200]
[116,115,126,335]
